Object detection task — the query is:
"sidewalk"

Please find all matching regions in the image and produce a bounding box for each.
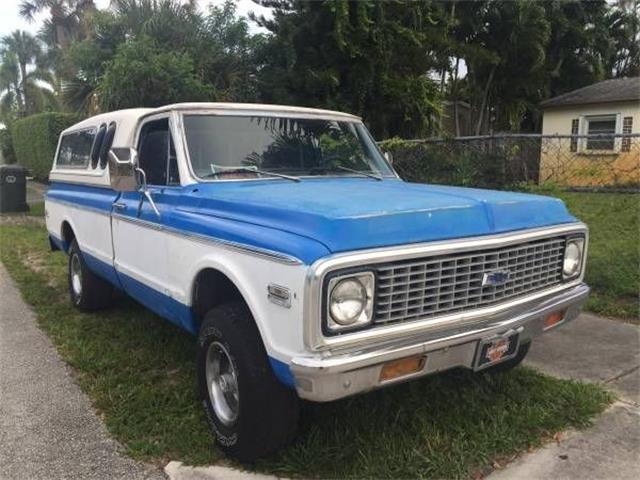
[488,313,640,480]
[0,263,165,480]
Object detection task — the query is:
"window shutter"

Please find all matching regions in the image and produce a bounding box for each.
[570,118,579,152]
[621,116,633,152]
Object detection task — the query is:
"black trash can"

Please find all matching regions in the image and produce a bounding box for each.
[0,165,29,213]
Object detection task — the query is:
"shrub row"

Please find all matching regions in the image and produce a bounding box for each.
[0,128,16,164]
[379,137,539,189]
[11,112,82,180]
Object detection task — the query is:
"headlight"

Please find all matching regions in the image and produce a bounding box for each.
[563,238,584,279]
[327,272,374,331]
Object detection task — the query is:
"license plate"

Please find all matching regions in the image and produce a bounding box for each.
[475,332,520,370]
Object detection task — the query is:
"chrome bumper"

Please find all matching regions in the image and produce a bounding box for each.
[291,283,589,402]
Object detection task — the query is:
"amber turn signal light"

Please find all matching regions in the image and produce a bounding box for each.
[544,310,565,330]
[379,355,425,382]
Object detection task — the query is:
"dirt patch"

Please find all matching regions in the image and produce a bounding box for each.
[21,251,59,288]
[0,215,45,227]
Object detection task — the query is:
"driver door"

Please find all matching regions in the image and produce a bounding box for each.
[111,116,182,321]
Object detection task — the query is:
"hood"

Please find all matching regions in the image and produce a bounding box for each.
[180,178,576,262]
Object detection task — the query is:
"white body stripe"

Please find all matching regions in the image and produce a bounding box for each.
[45,198,114,267]
[45,198,309,364]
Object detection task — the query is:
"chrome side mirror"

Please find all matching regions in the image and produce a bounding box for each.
[108,148,138,192]
[383,151,394,165]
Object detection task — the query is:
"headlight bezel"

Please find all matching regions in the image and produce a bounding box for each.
[323,270,375,334]
[562,236,585,280]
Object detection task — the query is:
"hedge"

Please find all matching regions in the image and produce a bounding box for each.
[0,128,16,164]
[11,112,82,180]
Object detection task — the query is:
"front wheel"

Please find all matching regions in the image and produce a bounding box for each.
[197,302,299,461]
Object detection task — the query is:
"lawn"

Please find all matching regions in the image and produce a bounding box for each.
[548,191,639,322]
[0,222,612,479]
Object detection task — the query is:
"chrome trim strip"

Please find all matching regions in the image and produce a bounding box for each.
[303,222,588,351]
[111,213,303,266]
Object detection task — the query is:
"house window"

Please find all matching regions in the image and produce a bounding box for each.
[584,115,617,151]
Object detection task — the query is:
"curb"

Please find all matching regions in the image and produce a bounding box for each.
[164,461,286,480]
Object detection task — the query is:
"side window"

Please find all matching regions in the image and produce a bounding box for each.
[137,118,180,186]
[56,129,95,168]
[91,124,107,169]
[99,122,116,169]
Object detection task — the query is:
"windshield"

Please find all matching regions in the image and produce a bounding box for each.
[182,114,394,180]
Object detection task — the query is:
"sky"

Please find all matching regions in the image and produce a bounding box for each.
[0,0,272,38]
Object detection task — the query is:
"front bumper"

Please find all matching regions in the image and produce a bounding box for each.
[291,283,589,401]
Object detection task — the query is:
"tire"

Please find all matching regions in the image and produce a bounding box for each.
[483,341,531,374]
[197,302,299,461]
[68,239,113,311]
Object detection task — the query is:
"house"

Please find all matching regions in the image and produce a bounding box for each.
[539,77,639,187]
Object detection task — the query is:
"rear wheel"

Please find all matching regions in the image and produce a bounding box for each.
[197,302,299,461]
[68,239,113,311]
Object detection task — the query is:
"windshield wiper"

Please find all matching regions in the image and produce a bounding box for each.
[207,166,301,182]
[335,165,383,181]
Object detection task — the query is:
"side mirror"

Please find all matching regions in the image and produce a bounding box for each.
[383,151,394,165]
[108,147,138,192]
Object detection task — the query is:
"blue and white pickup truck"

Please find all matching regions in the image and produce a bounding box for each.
[45,103,589,460]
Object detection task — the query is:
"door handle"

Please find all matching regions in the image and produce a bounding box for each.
[113,202,127,212]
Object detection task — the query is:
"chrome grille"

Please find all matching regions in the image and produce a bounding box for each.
[374,236,566,324]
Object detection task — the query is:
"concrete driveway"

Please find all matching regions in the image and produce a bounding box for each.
[489,313,640,480]
[0,263,165,480]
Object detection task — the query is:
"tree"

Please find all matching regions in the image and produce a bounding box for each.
[253,0,445,139]
[605,0,640,77]
[0,52,23,121]
[19,0,97,49]
[440,0,632,133]
[0,31,57,118]
[542,1,611,99]
[444,0,550,134]
[62,0,259,112]
[98,36,212,110]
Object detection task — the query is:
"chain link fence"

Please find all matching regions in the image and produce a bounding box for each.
[380,134,640,191]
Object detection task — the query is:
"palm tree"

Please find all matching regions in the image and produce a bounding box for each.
[0,52,23,120]
[19,0,96,49]
[0,31,58,117]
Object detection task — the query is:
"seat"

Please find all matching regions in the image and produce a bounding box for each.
[138,130,169,185]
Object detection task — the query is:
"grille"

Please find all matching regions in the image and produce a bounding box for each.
[374,236,566,324]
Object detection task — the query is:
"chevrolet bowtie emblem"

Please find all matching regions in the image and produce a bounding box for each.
[482,270,510,287]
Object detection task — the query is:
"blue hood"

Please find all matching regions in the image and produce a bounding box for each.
[179,178,576,263]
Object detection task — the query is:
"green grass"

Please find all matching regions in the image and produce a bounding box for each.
[0,223,613,478]
[547,191,639,321]
[0,202,44,217]
[26,201,45,217]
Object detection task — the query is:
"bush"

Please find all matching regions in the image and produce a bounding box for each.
[379,137,539,189]
[0,128,16,164]
[11,112,82,180]
[99,36,213,110]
